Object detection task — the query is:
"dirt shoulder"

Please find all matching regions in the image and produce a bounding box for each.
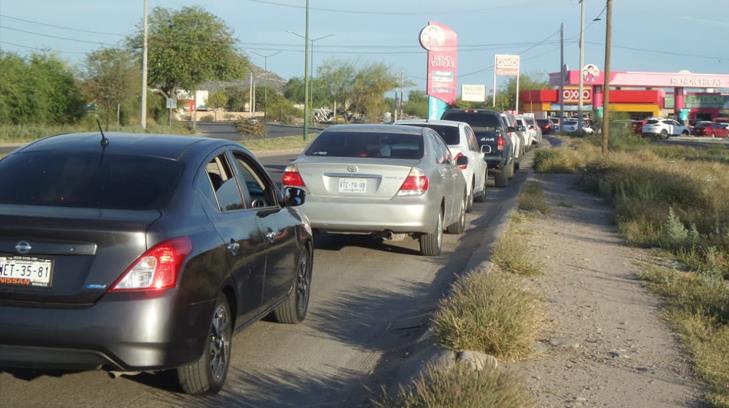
[514,173,702,407]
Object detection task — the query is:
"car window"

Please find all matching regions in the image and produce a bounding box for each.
[465,126,479,152]
[196,169,219,210]
[442,112,501,132]
[305,131,424,159]
[205,153,244,212]
[231,152,276,208]
[429,131,451,165]
[646,119,659,124]
[402,124,460,145]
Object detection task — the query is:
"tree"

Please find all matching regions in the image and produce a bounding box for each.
[495,73,549,111]
[207,90,228,120]
[317,59,355,120]
[82,48,138,130]
[348,62,399,121]
[404,90,428,118]
[127,6,248,123]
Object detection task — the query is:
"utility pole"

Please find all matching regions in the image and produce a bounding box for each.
[303,0,310,141]
[578,0,585,133]
[140,0,148,129]
[249,72,254,118]
[559,23,565,130]
[601,0,612,155]
[251,51,282,123]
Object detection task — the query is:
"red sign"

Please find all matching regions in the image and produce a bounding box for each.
[495,54,520,76]
[420,22,458,105]
[562,87,593,104]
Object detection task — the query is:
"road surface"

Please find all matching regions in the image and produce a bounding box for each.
[0,152,528,408]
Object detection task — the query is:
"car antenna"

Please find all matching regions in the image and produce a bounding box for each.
[95,118,110,147]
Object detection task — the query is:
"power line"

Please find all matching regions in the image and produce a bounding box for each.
[243,0,545,16]
[0,40,87,54]
[585,41,729,61]
[0,14,125,36]
[0,25,118,46]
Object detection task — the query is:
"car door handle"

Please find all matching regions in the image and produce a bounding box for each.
[226,239,240,256]
[265,232,277,244]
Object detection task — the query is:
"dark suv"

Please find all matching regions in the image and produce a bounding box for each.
[441,109,514,187]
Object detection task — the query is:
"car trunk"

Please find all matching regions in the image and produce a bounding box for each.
[474,131,502,157]
[0,205,159,305]
[295,157,418,199]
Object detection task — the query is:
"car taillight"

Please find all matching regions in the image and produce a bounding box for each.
[282,166,305,187]
[110,237,192,292]
[454,153,467,171]
[397,168,429,196]
[496,135,505,151]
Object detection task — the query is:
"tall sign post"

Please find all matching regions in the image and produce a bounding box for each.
[494,54,520,112]
[419,22,458,120]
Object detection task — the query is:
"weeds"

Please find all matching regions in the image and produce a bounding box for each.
[0,121,192,143]
[491,220,543,277]
[432,270,542,360]
[240,133,318,153]
[376,364,533,408]
[518,181,550,214]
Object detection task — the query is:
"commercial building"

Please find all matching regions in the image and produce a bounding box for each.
[521,70,729,122]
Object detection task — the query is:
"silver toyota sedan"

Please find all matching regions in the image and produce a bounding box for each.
[282,124,468,256]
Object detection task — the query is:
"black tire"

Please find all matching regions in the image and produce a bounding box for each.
[272,244,313,324]
[446,193,466,234]
[177,293,233,395]
[682,130,689,136]
[474,172,487,202]
[419,210,443,256]
[494,168,508,188]
[466,179,475,213]
[505,158,515,179]
[660,129,668,140]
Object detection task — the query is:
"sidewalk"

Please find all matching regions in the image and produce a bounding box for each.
[514,174,702,407]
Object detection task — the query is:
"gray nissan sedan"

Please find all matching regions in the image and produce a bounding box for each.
[0,133,313,395]
[282,124,468,256]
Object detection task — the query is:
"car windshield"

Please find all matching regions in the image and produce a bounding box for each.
[401,124,460,145]
[305,131,424,159]
[441,112,500,132]
[564,120,577,125]
[0,152,184,210]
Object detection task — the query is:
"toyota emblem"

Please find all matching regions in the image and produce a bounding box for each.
[15,241,32,255]
[346,165,359,173]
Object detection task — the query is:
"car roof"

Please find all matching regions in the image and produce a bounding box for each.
[17,132,230,160]
[395,119,463,128]
[323,124,423,135]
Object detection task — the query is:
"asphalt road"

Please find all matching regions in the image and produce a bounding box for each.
[0,152,528,408]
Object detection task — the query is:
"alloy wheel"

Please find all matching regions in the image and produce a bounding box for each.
[209,304,231,384]
[296,249,311,316]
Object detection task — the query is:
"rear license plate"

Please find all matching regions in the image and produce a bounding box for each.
[338,178,367,193]
[0,256,54,287]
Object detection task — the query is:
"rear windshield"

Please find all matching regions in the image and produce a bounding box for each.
[305,131,424,159]
[0,152,183,210]
[441,112,500,132]
[646,119,660,124]
[401,124,460,145]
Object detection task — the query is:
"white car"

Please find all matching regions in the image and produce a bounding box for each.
[500,113,524,169]
[561,119,594,135]
[642,118,689,139]
[396,119,488,212]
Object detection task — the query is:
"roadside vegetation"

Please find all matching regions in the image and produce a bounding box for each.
[535,132,729,406]
[0,121,193,144]
[240,133,317,154]
[491,213,544,277]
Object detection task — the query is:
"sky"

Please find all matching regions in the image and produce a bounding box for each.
[1,0,728,94]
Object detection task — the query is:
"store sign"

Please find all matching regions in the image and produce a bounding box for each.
[582,64,600,83]
[562,87,593,104]
[495,54,520,76]
[461,84,486,102]
[684,94,729,109]
[670,77,722,87]
[420,22,458,118]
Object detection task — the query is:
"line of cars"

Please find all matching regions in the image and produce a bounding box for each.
[0,109,541,396]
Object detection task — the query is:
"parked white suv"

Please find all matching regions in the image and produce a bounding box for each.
[642,118,689,139]
[396,119,489,212]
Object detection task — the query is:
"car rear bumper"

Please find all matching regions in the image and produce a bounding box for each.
[301,195,438,233]
[0,291,215,371]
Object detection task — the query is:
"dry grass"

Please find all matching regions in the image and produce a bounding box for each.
[638,266,729,406]
[432,270,542,361]
[518,181,550,214]
[240,133,318,154]
[0,121,192,143]
[376,364,534,408]
[491,215,543,277]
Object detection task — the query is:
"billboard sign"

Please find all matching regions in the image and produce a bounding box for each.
[420,22,458,119]
[461,84,486,102]
[495,54,520,76]
[562,87,593,104]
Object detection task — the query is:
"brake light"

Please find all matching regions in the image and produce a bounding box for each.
[496,135,505,151]
[398,168,429,196]
[454,153,467,171]
[282,166,305,187]
[110,237,192,292]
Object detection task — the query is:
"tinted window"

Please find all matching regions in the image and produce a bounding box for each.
[441,112,501,132]
[0,152,182,210]
[305,131,424,159]
[646,119,660,124]
[232,153,276,208]
[401,124,460,145]
[206,154,244,211]
[428,131,451,164]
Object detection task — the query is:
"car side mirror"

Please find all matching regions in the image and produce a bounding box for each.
[455,155,469,167]
[508,126,516,132]
[281,187,306,207]
[480,145,492,154]
[518,126,526,132]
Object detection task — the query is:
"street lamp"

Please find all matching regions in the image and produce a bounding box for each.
[288,31,335,124]
[250,51,282,123]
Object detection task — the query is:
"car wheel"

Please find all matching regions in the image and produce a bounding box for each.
[447,193,466,234]
[506,158,515,179]
[494,165,509,187]
[660,129,668,140]
[682,130,689,136]
[474,172,487,202]
[419,210,443,256]
[272,245,313,324]
[466,179,475,213]
[177,293,232,395]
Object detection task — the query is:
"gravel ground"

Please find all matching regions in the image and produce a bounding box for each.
[513,174,703,408]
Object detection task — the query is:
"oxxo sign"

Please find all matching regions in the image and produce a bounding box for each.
[562,87,592,104]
